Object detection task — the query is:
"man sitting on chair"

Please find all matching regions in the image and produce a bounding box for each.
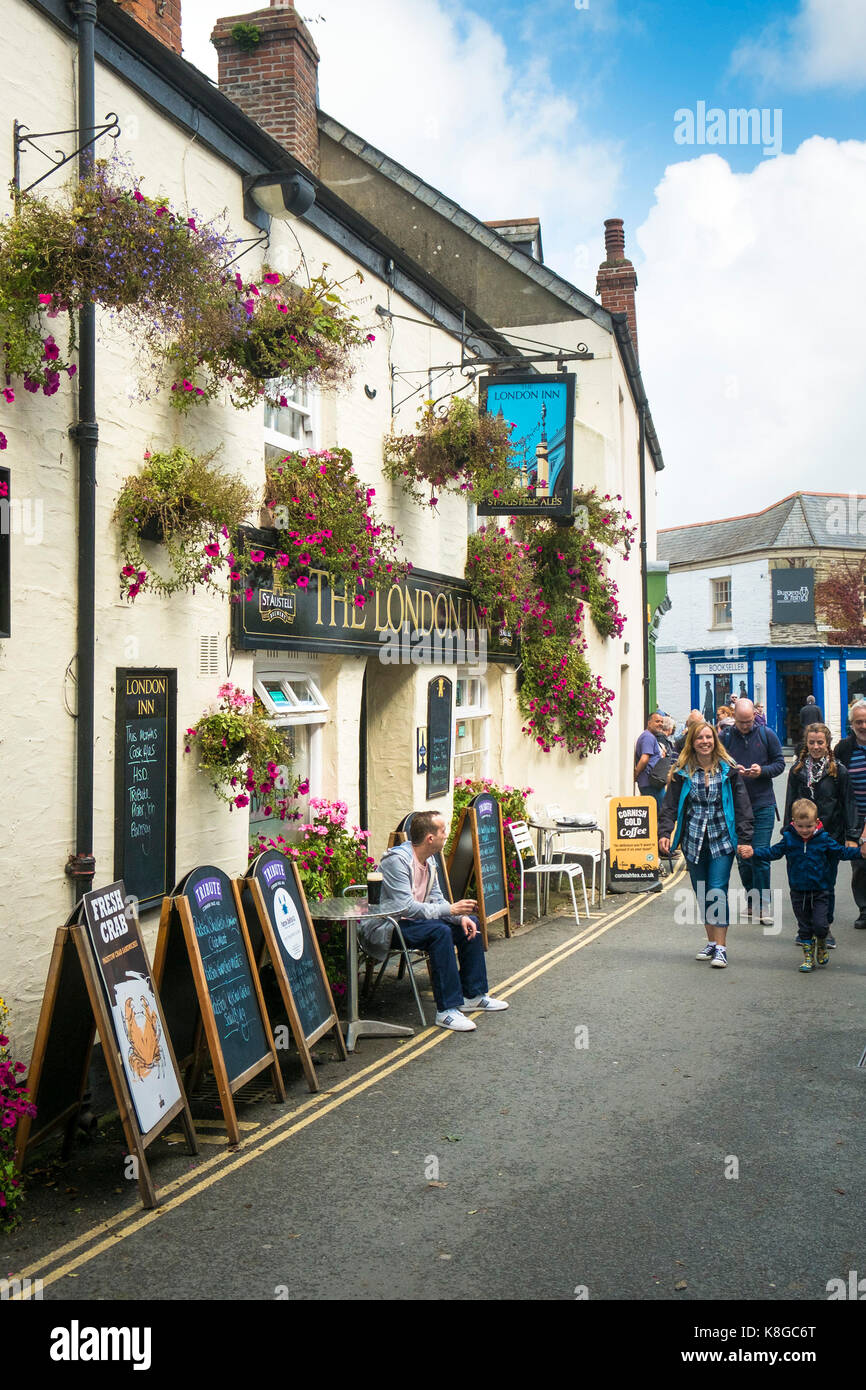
[364,810,509,1033]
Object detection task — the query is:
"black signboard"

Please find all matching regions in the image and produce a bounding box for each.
[446,811,475,902]
[771,568,815,625]
[0,466,9,637]
[473,795,507,922]
[233,551,519,664]
[114,669,177,911]
[477,374,576,518]
[426,676,453,799]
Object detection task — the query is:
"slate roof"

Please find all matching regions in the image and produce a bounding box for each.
[658,492,866,565]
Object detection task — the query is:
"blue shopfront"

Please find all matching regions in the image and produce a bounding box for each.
[687,647,866,746]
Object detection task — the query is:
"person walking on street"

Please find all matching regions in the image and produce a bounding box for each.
[753,704,767,727]
[833,700,866,929]
[799,695,824,738]
[739,801,866,972]
[720,698,785,925]
[658,721,753,969]
[634,712,668,813]
[673,710,703,755]
[784,723,861,948]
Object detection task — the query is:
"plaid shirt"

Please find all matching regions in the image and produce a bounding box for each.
[681,769,735,862]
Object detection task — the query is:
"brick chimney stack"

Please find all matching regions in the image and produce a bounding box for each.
[211,2,320,175]
[596,218,638,359]
[115,0,183,55]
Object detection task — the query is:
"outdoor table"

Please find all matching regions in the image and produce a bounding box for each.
[528,818,606,914]
[307,897,415,1053]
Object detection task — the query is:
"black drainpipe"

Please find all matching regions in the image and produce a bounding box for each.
[65,0,98,900]
[638,402,650,726]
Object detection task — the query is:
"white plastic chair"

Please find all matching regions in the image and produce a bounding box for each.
[545,804,605,904]
[508,820,589,925]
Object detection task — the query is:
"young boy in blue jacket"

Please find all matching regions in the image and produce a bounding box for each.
[739,800,866,971]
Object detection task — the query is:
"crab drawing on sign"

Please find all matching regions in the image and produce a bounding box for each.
[123,993,164,1082]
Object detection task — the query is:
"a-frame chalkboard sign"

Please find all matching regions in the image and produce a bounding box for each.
[446,794,511,947]
[16,883,197,1210]
[153,865,285,1146]
[240,851,347,1093]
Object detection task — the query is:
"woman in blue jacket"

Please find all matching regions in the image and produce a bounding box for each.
[658,721,754,969]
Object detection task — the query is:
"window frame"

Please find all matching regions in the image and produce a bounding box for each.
[710,576,732,629]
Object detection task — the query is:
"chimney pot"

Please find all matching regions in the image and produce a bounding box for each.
[596,218,638,360]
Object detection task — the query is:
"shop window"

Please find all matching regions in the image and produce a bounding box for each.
[264,377,315,457]
[250,670,328,843]
[453,672,489,781]
[711,578,732,628]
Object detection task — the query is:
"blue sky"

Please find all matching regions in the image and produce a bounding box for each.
[183,0,866,525]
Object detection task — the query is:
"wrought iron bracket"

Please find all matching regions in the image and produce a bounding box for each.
[222,232,271,270]
[13,114,121,194]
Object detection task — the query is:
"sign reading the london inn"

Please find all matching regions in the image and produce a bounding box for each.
[233,535,519,666]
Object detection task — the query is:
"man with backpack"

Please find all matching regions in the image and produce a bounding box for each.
[634,712,670,811]
[720,698,785,924]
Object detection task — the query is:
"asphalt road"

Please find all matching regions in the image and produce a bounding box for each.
[7,843,866,1312]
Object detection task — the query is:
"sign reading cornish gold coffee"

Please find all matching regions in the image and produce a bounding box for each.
[233,542,519,663]
[608,796,659,891]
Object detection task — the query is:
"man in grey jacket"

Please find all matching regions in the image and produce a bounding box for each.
[363,810,509,1032]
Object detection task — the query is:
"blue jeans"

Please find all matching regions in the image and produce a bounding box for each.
[686,842,736,928]
[736,804,775,906]
[397,915,487,1012]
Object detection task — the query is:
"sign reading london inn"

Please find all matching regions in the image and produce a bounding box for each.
[476,373,576,519]
[233,541,519,664]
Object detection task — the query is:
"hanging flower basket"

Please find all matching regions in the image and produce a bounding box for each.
[113,446,255,601]
[383,396,520,508]
[185,683,299,815]
[250,447,410,602]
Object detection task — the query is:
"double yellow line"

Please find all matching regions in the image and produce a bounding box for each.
[10,867,685,1296]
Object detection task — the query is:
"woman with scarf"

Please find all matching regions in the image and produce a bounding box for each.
[783,723,862,947]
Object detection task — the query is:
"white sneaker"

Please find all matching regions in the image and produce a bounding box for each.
[460,994,509,1012]
[435,1009,477,1032]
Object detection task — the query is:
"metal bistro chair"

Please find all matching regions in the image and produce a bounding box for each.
[344,885,428,1028]
[545,804,605,905]
[508,820,590,925]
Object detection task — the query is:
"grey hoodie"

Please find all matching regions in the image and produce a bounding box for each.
[358,840,456,961]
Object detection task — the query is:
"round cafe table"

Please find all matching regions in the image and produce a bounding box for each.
[306,897,415,1053]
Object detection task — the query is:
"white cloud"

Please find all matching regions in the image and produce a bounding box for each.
[181,0,621,284]
[732,0,866,90]
[636,137,866,526]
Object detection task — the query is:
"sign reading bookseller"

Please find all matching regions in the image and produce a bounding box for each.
[114,669,176,911]
[426,676,452,799]
[476,374,576,519]
[771,568,815,625]
[233,553,519,663]
[608,797,659,891]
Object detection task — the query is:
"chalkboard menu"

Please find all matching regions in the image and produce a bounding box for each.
[155,865,285,1143]
[426,676,452,799]
[114,669,176,911]
[243,852,346,1091]
[473,795,507,921]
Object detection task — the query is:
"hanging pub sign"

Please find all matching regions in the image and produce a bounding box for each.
[114,669,177,911]
[476,374,575,518]
[771,568,815,625]
[426,675,452,799]
[241,852,347,1093]
[153,865,285,1145]
[608,797,660,892]
[446,793,511,947]
[16,884,196,1210]
[0,466,9,638]
[232,555,519,664]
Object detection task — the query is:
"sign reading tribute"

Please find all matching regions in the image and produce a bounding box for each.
[477,374,576,518]
[153,864,285,1145]
[608,797,660,891]
[426,676,452,799]
[114,669,176,910]
[242,852,347,1092]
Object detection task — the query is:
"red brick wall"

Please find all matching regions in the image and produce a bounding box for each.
[115,0,183,55]
[596,218,639,359]
[211,5,320,175]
